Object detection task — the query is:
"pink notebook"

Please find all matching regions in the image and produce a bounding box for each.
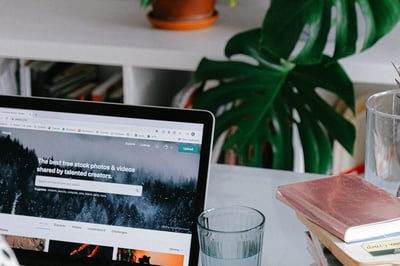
[276,174,400,243]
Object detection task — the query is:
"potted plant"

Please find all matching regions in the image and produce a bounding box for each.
[140,0,237,30]
[191,0,400,173]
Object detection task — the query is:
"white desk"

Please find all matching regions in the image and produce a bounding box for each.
[207,164,325,265]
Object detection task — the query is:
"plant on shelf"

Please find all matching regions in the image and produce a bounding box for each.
[140,0,237,30]
[140,0,237,9]
[191,0,400,173]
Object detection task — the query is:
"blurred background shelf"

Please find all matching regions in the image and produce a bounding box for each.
[0,0,398,105]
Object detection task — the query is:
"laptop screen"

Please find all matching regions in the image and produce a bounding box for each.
[0,95,214,266]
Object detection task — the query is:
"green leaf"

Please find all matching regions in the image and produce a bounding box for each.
[308,91,355,154]
[261,0,313,59]
[219,97,275,151]
[291,57,355,113]
[192,0,398,173]
[193,80,272,113]
[333,0,358,58]
[295,105,321,173]
[215,97,294,169]
[261,0,400,63]
[295,104,332,173]
[311,120,333,173]
[225,30,297,69]
[293,1,331,64]
[194,59,289,111]
[292,84,355,155]
[358,0,400,51]
[225,29,262,58]
[195,58,261,81]
[268,98,294,170]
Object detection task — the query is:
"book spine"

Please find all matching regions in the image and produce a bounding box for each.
[91,72,122,102]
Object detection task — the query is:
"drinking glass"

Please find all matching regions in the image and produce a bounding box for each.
[365,89,400,195]
[197,206,265,266]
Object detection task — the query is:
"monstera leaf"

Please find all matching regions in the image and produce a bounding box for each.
[193,0,400,173]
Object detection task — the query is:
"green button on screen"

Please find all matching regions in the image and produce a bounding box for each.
[178,144,200,154]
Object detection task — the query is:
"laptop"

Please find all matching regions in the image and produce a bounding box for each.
[0,95,214,266]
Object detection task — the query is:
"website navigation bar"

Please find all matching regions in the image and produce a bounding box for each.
[0,108,203,144]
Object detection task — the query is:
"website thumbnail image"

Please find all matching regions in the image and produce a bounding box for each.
[2,230,187,266]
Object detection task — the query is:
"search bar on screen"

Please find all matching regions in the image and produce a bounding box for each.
[35,175,142,197]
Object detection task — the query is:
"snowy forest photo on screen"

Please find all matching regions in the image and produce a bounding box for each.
[0,127,201,233]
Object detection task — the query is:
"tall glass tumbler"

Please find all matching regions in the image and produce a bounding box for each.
[197,206,265,266]
[365,89,400,195]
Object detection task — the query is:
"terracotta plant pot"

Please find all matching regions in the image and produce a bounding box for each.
[147,0,218,30]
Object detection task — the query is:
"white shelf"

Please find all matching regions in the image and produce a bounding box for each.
[0,0,266,69]
[0,0,398,104]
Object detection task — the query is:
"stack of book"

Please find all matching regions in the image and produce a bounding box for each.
[276,174,400,266]
[22,61,123,102]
